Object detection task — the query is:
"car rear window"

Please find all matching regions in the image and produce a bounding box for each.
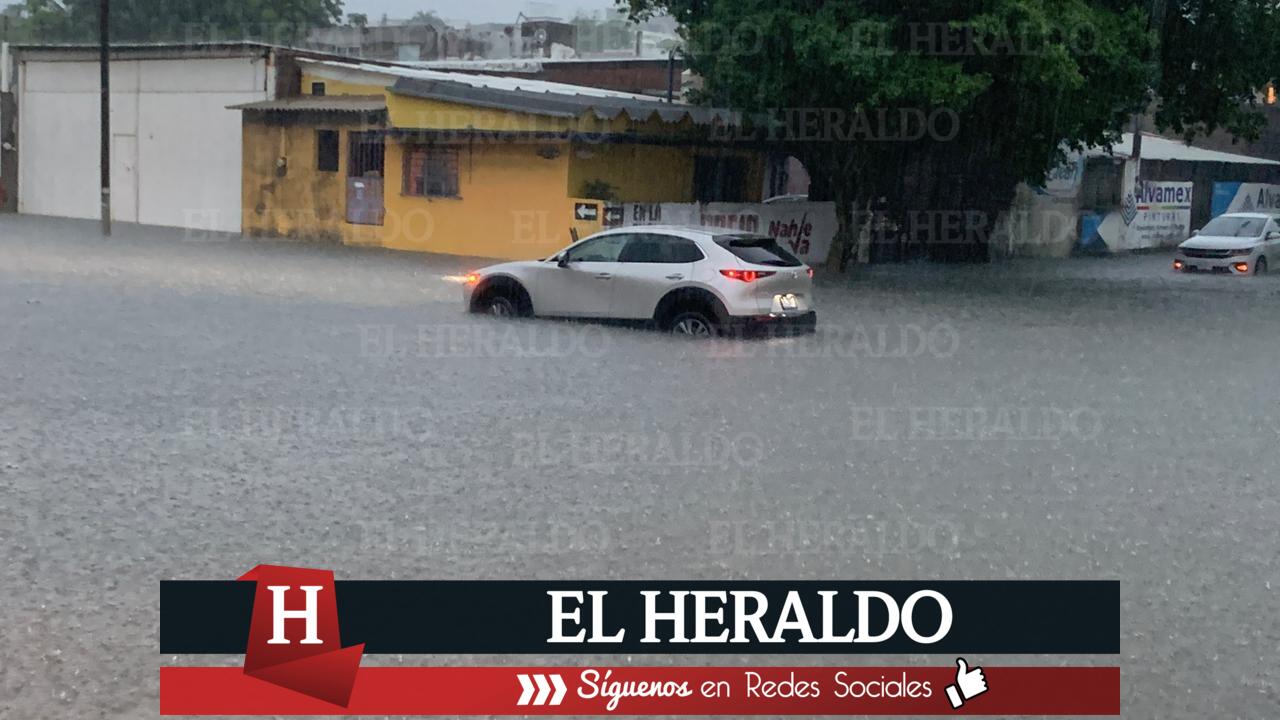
[715,235,803,267]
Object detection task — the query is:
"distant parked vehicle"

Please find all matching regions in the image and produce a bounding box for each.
[463,226,817,337]
[1174,213,1280,276]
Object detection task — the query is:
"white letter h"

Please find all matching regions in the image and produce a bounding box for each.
[266,585,324,645]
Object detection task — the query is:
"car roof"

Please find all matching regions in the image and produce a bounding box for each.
[595,225,759,238]
[1217,212,1277,220]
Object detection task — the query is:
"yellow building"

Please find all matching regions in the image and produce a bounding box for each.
[232,59,765,260]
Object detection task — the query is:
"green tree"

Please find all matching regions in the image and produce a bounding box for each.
[625,0,1275,264]
[17,0,343,44]
[2,3,35,42]
[1153,0,1280,141]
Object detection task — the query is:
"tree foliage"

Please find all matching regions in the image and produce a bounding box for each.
[624,0,1278,263]
[9,0,342,43]
[1154,0,1280,141]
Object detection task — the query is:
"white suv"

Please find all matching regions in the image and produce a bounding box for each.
[463,226,817,336]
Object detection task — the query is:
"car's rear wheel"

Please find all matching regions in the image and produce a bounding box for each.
[670,310,715,338]
[1256,257,1268,276]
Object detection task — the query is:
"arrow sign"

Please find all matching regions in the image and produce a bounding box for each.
[516,673,567,706]
[516,674,534,706]
[574,202,599,221]
[550,674,567,705]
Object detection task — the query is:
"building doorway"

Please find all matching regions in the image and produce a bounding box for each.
[346,131,385,226]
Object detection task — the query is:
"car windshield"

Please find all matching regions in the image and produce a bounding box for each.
[715,235,803,267]
[1199,216,1267,238]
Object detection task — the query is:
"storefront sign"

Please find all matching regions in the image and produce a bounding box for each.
[1210,182,1280,217]
[621,202,838,265]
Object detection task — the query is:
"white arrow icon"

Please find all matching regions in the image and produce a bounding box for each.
[517,673,567,706]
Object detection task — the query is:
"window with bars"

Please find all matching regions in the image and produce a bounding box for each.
[402,146,460,198]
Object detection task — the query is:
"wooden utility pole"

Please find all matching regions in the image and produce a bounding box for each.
[99,0,110,236]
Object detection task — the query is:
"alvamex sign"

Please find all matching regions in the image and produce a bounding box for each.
[548,589,951,645]
[1134,182,1191,206]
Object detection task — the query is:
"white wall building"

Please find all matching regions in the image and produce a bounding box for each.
[4,43,284,233]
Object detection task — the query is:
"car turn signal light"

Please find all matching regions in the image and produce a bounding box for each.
[720,269,776,282]
[1234,263,1250,273]
[464,272,481,285]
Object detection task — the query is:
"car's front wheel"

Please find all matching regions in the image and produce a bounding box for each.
[472,281,532,318]
[483,294,517,317]
[669,310,716,338]
[1256,257,1268,276]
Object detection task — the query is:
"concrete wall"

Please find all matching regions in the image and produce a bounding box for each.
[995,184,1082,259]
[16,54,270,232]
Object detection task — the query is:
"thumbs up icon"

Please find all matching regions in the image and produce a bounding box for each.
[945,657,988,709]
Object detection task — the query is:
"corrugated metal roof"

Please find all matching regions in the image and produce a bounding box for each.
[389,76,732,125]
[1086,132,1280,166]
[229,95,387,113]
[299,59,739,126]
[10,41,280,51]
[409,57,679,73]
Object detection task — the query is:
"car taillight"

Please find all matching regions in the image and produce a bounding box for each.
[807,268,814,279]
[720,269,776,282]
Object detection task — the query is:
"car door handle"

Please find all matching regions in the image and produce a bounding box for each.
[665,274,684,280]
[594,273,613,280]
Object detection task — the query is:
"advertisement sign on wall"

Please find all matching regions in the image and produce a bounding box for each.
[1122,179,1193,250]
[1038,154,1085,199]
[1080,164,1192,252]
[1209,182,1280,217]
[620,202,838,265]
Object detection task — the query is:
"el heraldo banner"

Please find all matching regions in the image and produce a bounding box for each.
[159,565,1121,716]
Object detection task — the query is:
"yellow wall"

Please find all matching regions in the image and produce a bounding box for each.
[567,143,767,204]
[300,74,388,98]
[242,118,383,247]
[567,143,697,203]
[383,139,591,260]
[242,117,593,258]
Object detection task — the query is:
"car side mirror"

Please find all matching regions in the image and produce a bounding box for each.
[557,254,571,268]
[1191,229,1200,236]
[1268,231,1279,240]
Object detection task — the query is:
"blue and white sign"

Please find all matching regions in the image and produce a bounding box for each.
[1081,161,1193,252]
[1038,155,1085,198]
[1210,182,1280,217]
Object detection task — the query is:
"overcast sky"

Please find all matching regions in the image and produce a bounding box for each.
[341,0,622,24]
